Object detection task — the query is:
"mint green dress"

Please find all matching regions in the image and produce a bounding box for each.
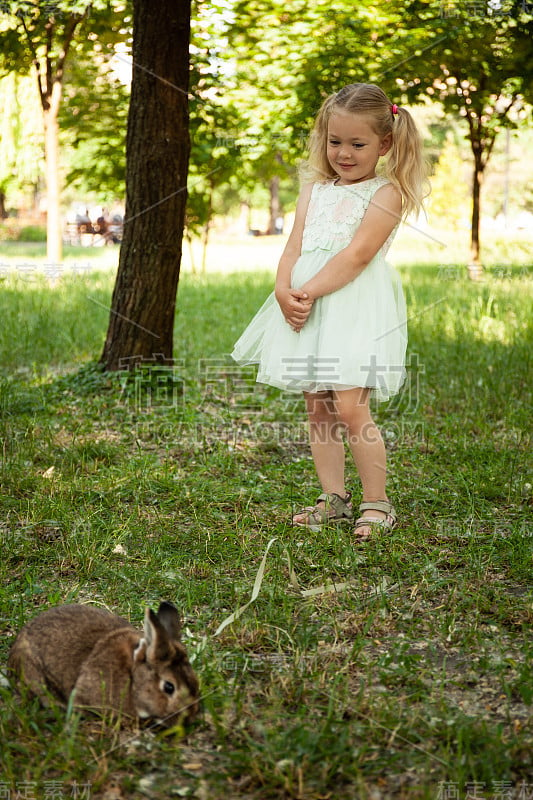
[231,177,407,401]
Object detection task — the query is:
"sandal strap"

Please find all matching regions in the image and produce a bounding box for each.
[354,516,393,529]
[293,491,353,527]
[359,500,396,520]
[299,504,330,525]
[316,492,353,520]
[354,499,397,538]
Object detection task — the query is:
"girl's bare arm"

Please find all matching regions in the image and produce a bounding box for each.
[299,184,402,301]
[275,183,314,329]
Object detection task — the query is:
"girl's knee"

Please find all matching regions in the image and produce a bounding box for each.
[336,403,372,432]
[305,392,336,425]
[335,404,382,446]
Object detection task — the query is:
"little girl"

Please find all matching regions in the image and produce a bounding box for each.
[232,83,427,540]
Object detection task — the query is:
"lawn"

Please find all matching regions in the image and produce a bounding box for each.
[0,243,531,799]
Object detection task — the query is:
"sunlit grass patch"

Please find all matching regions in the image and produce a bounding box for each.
[0,262,531,798]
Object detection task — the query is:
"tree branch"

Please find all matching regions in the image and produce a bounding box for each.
[17,11,46,109]
[55,7,90,84]
[45,19,53,100]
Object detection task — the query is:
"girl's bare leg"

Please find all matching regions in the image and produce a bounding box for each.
[306,391,347,495]
[332,388,390,535]
[293,388,391,536]
[292,391,348,524]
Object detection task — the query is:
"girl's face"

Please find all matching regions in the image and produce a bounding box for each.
[326,111,391,185]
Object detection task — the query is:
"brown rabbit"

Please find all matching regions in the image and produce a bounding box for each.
[7,601,200,727]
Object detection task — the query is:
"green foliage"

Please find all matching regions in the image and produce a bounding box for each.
[0,256,532,796]
[0,73,43,205]
[2,0,532,239]
[16,224,46,241]
[0,1,131,65]
[225,0,533,257]
[395,0,533,135]
[0,0,130,213]
[230,0,404,143]
[394,0,533,256]
[187,97,244,237]
[429,131,470,229]
[60,54,129,199]
[187,2,299,239]
[0,2,91,75]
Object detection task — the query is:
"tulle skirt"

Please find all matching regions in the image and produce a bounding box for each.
[231,250,407,401]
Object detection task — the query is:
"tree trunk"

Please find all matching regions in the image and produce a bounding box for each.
[100,0,191,371]
[268,174,280,234]
[43,79,63,264]
[25,12,86,263]
[468,142,485,279]
[201,183,213,273]
[470,159,482,266]
[186,234,196,275]
[240,201,251,235]
[465,108,496,277]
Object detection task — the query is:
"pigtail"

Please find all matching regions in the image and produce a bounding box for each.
[385,108,430,220]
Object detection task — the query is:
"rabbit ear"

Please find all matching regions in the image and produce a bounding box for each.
[143,605,179,662]
[156,602,182,640]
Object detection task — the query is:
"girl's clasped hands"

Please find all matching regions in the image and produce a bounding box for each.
[274,286,314,332]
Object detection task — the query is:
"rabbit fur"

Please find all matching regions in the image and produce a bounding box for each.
[7,601,200,727]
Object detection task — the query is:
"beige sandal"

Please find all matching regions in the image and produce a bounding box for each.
[293,491,353,532]
[353,500,397,541]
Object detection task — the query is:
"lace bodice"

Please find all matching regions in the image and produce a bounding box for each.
[233,176,407,401]
[301,177,396,256]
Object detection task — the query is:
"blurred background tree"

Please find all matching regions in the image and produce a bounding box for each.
[0,73,43,220]
[0,0,130,260]
[395,0,533,269]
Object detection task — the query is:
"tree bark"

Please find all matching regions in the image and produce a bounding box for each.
[240,201,251,235]
[268,174,280,235]
[464,104,497,274]
[468,112,485,271]
[100,0,191,371]
[470,159,482,267]
[43,81,63,264]
[201,179,214,273]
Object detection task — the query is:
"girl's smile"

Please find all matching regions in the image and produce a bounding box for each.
[326,112,391,185]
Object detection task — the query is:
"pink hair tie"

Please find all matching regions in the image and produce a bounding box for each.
[391,104,399,115]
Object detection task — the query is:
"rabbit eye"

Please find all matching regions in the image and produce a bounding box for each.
[163,680,175,695]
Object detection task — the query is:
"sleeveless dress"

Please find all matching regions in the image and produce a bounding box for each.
[231,177,407,402]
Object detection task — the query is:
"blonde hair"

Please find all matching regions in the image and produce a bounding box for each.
[301,83,429,219]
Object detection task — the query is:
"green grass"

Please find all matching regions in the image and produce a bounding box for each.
[0,259,531,799]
